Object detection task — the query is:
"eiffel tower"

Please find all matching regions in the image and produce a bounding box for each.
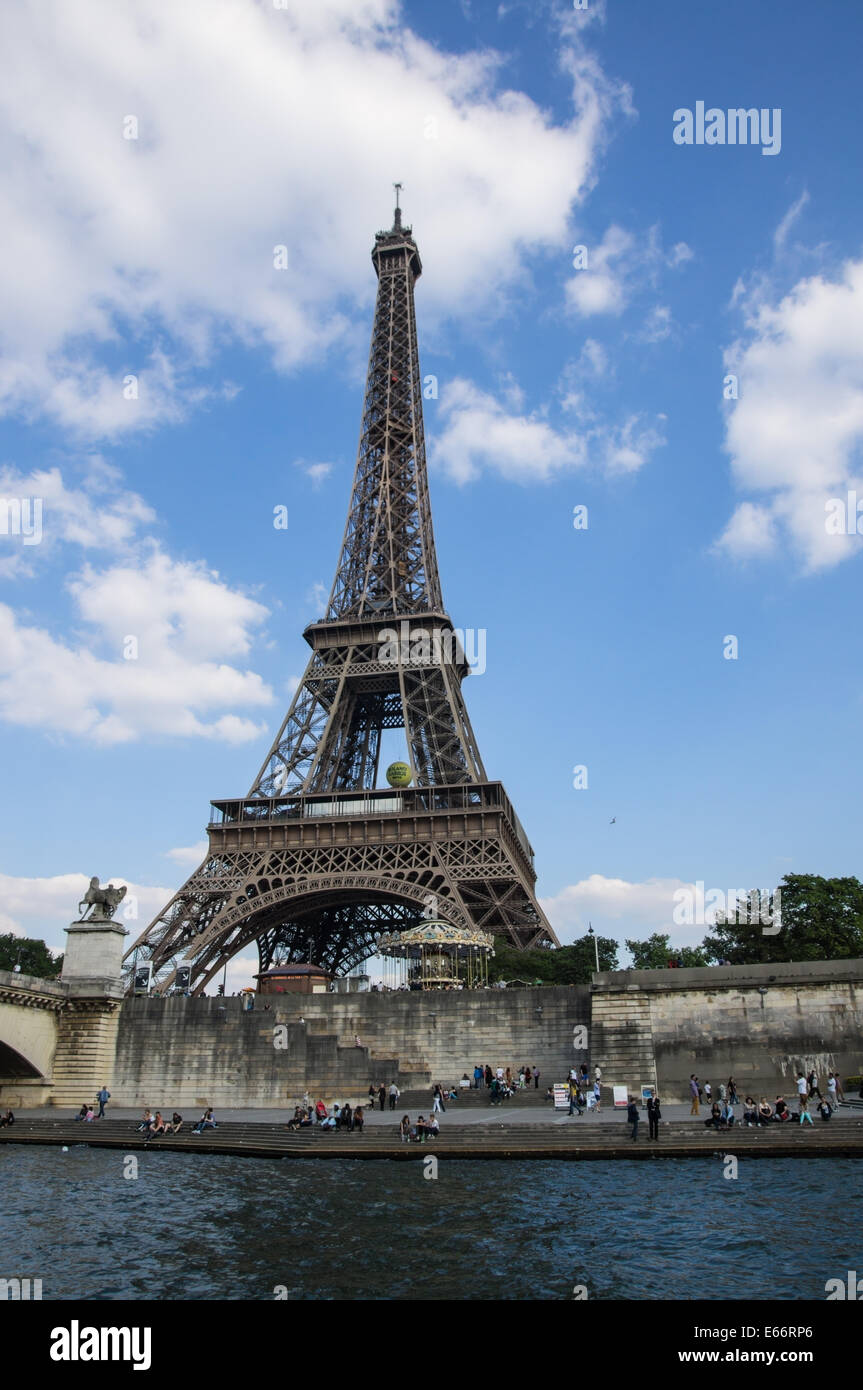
[125,194,558,994]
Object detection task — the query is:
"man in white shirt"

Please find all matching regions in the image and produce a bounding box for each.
[388,1082,400,1112]
[796,1073,808,1098]
[827,1073,839,1109]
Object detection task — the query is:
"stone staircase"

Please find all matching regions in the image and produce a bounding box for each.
[590,986,657,1099]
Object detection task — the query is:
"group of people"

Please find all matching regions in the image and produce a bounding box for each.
[690,1069,846,1125]
[399,1113,440,1142]
[288,1101,366,1131]
[625,1093,662,1141]
[564,1065,603,1115]
[133,1106,216,1138]
[471,1064,541,1090]
[71,1086,112,1123]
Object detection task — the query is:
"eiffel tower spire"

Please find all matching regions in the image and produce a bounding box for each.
[325,191,441,620]
[247,196,485,797]
[124,201,557,995]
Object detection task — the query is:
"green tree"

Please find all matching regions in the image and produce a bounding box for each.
[0,933,63,978]
[487,933,618,985]
[625,932,708,969]
[702,875,863,964]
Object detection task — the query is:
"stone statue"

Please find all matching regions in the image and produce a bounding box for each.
[78,876,127,922]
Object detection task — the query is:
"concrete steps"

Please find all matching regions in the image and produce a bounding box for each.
[4,1115,862,1162]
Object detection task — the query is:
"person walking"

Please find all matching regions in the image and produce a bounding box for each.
[626,1095,639,1142]
[378,1084,386,1112]
[593,1078,601,1113]
[703,1081,712,1106]
[796,1072,808,1104]
[484,1064,492,1088]
[835,1072,846,1105]
[568,1079,580,1117]
[827,1073,839,1110]
[727,1076,738,1106]
[432,1083,446,1114]
[96,1085,111,1119]
[534,1066,540,1090]
[647,1092,661,1140]
[473,1065,483,1089]
[689,1074,700,1116]
[388,1082,400,1112]
[807,1069,822,1101]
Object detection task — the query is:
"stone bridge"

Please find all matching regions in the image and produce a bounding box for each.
[0,968,123,1109]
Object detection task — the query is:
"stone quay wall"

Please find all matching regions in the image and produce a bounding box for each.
[109,984,592,1112]
[110,986,592,1109]
[591,959,863,1103]
[4,959,862,1111]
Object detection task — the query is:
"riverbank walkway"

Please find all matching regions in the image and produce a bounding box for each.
[3,1106,862,1161]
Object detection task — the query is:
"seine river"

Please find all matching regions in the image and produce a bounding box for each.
[2,1147,857,1301]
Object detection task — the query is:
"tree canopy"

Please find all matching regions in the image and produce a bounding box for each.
[0,933,63,979]
[487,932,618,985]
[624,932,708,970]
[702,874,863,965]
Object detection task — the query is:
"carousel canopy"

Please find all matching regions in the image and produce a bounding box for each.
[377,919,495,958]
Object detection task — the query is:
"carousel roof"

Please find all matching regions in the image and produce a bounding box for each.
[377,919,495,954]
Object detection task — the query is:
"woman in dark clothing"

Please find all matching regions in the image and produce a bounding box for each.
[353,1106,364,1132]
[704,1101,722,1129]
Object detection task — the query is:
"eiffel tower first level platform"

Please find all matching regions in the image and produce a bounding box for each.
[125,197,558,994]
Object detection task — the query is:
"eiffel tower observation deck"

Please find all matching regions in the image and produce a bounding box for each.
[125,195,558,995]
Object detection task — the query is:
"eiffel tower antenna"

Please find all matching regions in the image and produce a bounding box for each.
[125,200,558,994]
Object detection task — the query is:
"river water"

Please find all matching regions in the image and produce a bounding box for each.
[1,1147,858,1300]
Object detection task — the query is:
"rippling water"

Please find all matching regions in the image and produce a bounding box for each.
[1,1147,858,1300]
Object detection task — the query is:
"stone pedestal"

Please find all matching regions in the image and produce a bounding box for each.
[51,919,127,1108]
[61,917,127,992]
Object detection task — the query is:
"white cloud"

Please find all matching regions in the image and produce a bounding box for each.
[566,224,633,316]
[635,304,673,344]
[165,842,208,867]
[565,224,690,321]
[223,952,259,995]
[714,501,777,560]
[541,874,718,953]
[0,551,273,743]
[717,257,863,570]
[0,462,155,578]
[433,378,585,483]
[667,241,694,268]
[431,376,665,483]
[0,870,173,953]
[0,0,627,436]
[296,461,334,485]
[774,190,809,252]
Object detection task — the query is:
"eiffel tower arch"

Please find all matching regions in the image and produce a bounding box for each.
[125,197,558,994]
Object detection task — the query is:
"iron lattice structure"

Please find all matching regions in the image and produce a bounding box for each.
[124,202,558,995]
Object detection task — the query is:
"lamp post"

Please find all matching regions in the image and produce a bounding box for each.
[587,923,599,973]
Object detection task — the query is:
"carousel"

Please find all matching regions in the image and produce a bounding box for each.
[376,918,494,990]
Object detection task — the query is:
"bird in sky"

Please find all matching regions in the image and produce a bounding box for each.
[610,817,616,825]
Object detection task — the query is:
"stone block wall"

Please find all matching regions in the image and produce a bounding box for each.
[109,986,592,1109]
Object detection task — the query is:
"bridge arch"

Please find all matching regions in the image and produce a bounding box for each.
[0,1038,44,1079]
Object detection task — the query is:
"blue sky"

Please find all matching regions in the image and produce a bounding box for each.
[1,0,861,986]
